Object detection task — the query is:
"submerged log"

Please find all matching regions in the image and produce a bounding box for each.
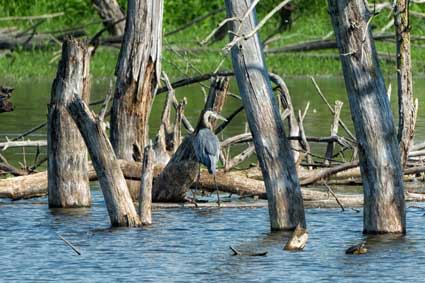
[225,0,305,231]
[284,224,308,251]
[48,38,91,208]
[329,0,405,233]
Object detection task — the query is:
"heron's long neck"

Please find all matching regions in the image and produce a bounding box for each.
[203,114,212,130]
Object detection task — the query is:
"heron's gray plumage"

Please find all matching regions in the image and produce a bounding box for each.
[193,128,220,174]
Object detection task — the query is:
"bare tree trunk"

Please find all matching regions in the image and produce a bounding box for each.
[224,0,305,231]
[328,0,405,234]
[324,101,343,165]
[47,38,91,208]
[56,39,140,227]
[138,145,154,225]
[110,0,163,161]
[92,0,126,36]
[395,0,415,167]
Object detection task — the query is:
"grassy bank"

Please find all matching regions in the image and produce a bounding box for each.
[0,0,424,80]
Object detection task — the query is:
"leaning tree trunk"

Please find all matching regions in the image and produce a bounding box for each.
[395,0,415,167]
[92,0,126,36]
[328,0,405,234]
[224,0,305,231]
[110,0,163,161]
[47,38,91,208]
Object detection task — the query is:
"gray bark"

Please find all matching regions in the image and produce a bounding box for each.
[138,145,154,225]
[110,0,163,161]
[55,40,140,226]
[225,0,305,230]
[395,0,415,167]
[92,0,126,36]
[328,0,405,233]
[48,38,91,208]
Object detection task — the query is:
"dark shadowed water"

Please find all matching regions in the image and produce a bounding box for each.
[1,189,425,283]
[1,77,425,282]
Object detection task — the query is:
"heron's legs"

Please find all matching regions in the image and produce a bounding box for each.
[214,174,221,207]
[191,163,201,201]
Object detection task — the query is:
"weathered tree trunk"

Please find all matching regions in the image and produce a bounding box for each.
[152,76,229,202]
[110,0,163,161]
[395,0,415,167]
[92,0,126,36]
[324,101,343,165]
[138,145,154,225]
[328,0,405,234]
[225,0,305,231]
[47,38,91,208]
[54,40,140,226]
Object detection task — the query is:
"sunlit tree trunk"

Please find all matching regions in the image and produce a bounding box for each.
[224,0,305,231]
[328,0,405,234]
[395,0,415,167]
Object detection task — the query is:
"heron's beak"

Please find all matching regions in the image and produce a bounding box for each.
[214,113,227,122]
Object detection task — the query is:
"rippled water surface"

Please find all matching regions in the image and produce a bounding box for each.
[1,189,425,283]
[1,77,425,282]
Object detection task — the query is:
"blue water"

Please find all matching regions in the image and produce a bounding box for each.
[1,188,425,283]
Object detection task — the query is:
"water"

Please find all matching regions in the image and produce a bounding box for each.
[1,76,425,282]
[1,190,425,282]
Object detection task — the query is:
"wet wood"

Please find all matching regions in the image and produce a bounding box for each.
[229,246,267,256]
[225,0,305,231]
[284,224,308,251]
[48,38,91,208]
[92,0,125,36]
[138,145,154,225]
[395,0,415,167]
[328,0,405,233]
[110,0,164,161]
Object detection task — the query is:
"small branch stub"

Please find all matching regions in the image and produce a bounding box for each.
[284,224,308,251]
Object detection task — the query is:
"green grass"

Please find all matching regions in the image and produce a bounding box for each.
[0,0,424,80]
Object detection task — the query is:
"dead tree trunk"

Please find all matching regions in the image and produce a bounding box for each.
[92,0,126,36]
[152,76,229,202]
[47,38,91,208]
[110,0,163,161]
[395,0,415,167]
[225,0,305,231]
[328,0,405,234]
[56,40,140,227]
[138,145,154,225]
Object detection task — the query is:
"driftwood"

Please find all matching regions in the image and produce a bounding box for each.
[329,0,405,234]
[47,38,91,208]
[0,29,86,51]
[283,224,308,251]
[229,246,267,256]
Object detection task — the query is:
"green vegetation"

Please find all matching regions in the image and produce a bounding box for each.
[0,0,424,80]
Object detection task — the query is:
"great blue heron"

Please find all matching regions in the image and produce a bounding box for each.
[193,110,227,206]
